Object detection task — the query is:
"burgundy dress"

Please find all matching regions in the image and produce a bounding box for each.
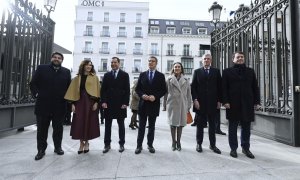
[70,75,100,140]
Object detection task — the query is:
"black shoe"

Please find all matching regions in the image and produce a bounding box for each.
[216,130,226,135]
[196,144,202,152]
[171,142,176,151]
[119,145,125,153]
[129,124,136,130]
[209,145,221,154]
[230,150,238,158]
[242,149,255,159]
[148,146,155,153]
[135,146,143,154]
[54,148,64,155]
[101,120,104,124]
[103,145,111,153]
[35,150,45,161]
[177,142,181,151]
[191,123,197,127]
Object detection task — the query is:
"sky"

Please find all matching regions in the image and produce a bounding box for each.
[1,0,251,68]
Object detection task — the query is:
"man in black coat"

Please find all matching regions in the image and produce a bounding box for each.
[222,51,260,159]
[191,54,222,154]
[30,52,71,160]
[135,56,167,154]
[101,57,130,153]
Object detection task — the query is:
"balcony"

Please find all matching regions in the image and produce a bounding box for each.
[183,68,193,74]
[197,50,205,57]
[100,31,110,37]
[133,49,143,55]
[83,31,93,36]
[149,50,159,56]
[182,51,192,57]
[132,67,142,73]
[116,49,126,54]
[99,48,110,54]
[87,17,93,21]
[166,50,176,56]
[98,67,108,72]
[117,32,127,37]
[82,48,93,53]
[134,32,143,38]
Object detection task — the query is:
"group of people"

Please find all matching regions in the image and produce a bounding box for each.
[30,51,260,161]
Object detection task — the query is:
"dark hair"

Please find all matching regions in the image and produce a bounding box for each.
[171,62,185,75]
[149,56,158,63]
[51,52,64,60]
[232,51,244,59]
[112,57,120,63]
[77,59,96,75]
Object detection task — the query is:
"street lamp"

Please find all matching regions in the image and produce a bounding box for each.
[208,1,223,29]
[44,0,57,17]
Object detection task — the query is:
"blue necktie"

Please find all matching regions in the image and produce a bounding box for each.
[149,71,153,82]
[204,69,209,75]
[113,70,117,79]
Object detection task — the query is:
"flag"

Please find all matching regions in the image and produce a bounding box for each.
[229,11,235,16]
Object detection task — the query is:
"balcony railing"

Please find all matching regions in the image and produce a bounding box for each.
[98,67,108,72]
[82,48,93,53]
[183,68,193,74]
[134,32,143,38]
[166,50,176,56]
[99,48,110,54]
[133,49,143,55]
[117,32,127,37]
[116,49,126,54]
[149,50,159,56]
[182,51,192,57]
[100,31,110,37]
[83,31,93,36]
[132,67,142,73]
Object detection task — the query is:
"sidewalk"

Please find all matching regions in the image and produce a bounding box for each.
[0,109,300,180]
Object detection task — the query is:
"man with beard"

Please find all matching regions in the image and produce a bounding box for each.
[30,52,71,160]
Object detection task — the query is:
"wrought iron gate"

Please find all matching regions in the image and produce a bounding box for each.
[0,0,55,131]
[211,0,300,146]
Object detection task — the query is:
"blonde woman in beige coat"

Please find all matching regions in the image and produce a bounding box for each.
[129,79,140,129]
[166,62,192,151]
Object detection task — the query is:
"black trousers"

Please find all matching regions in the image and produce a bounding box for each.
[196,113,216,147]
[228,120,251,151]
[104,118,125,146]
[215,109,221,132]
[36,114,64,151]
[137,115,157,147]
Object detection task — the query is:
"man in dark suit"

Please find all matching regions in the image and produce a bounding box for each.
[222,51,260,159]
[30,52,71,160]
[135,56,167,154]
[101,57,130,153]
[191,54,222,154]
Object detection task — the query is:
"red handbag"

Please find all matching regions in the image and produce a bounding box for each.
[187,111,193,124]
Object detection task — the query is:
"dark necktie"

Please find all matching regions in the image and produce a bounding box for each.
[204,69,209,75]
[149,71,153,82]
[113,70,117,79]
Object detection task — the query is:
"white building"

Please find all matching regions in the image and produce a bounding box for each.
[74,0,214,82]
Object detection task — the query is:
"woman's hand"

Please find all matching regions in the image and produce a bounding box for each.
[92,102,98,111]
[72,104,76,113]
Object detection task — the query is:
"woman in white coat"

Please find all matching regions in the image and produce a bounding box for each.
[166,62,192,151]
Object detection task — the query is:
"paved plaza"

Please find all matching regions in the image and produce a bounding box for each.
[1,110,300,180]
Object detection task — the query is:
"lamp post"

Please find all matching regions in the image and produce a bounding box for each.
[208,1,223,30]
[44,0,57,17]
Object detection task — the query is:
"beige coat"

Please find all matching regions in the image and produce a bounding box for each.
[130,80,139,110]
[166,75,192,126]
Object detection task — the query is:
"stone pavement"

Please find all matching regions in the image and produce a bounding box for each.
[1,109,300,180]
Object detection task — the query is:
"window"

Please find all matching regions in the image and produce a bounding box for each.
[134,27,142,37]
[198,28,207,35]
[167,60,174,72]
[84,25,93,36]
[150,43,159,55]
[133,43,142,55]
[119,59,125,70]
[167,44,175,56]
[166,27,175,34]
[180,21,189,26]
[104,12,109,22]
[181,58,193,74]
[133,59,141,73]
[117,42,126,54]
[150,20,159,25]
[100,42,109,54]
[182,27,192,34]
[101,26,110,37]
[136,13,142,23]
[183,44,190,56]
[99,59,108,72]
[120,13,126,22]
[150,26,159,34]
[83,41,92,53]
[87,12,93,21]
[195,22,205,26]
[166,21,174,25]
[118,27,126,37]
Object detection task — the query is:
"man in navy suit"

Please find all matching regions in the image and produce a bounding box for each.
[191,54,222,154]
[135,56,167,154]
[30,52,71,160]
[101,57,130,153]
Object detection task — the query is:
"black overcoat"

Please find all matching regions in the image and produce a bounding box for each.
[101,69,130,119]
[30,64,71,116]
[191,67,222,115]
[135,70,166,117]
[222,65,260,122]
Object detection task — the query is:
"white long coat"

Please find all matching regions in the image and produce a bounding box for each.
[166,75,192,126]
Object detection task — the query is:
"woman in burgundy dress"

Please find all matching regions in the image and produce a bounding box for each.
[64,60,100,154]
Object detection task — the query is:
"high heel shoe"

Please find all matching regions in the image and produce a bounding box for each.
[78,141,84,154]
[83,142,89,153]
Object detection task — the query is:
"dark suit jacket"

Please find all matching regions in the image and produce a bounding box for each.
[191,67,222,115]
[135,70,166,117]
[101,69,130,119]
[30,64,71,116]
[222,65,260,122]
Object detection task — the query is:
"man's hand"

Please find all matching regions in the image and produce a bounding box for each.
[217,102,221,109]
[142,94,149,101]
[224,103,230,109]
[92,102,98,111]
[149,95,156,102]
[194,100,200,110]
[72,104,76,113]
[102,103,108,109]
[121,105,127,109]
